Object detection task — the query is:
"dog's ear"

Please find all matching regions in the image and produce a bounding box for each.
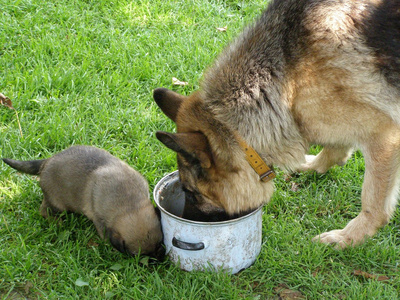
[153,88,186,122]
[156,131,212,169]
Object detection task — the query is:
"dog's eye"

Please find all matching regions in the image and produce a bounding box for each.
[182,186,199,204]
[182,186,190,193]
[185,192,198,204]
[182,185,195,194]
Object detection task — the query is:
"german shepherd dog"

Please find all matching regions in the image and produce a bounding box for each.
[154,0,400,248]
[3,146,164,258]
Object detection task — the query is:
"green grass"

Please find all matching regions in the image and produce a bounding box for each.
[1,0,399,299]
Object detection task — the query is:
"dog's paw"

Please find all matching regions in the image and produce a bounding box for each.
[313,213,380,249]
[297,155,314,172]
[298,155,328,173]
[312,230,353,250]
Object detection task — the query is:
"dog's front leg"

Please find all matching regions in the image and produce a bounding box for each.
[299,146,353,173]
[313,130,400,249]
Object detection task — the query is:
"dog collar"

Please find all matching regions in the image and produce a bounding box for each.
[237,138,276,182]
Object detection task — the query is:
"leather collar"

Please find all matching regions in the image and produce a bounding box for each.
[237,137,276,182]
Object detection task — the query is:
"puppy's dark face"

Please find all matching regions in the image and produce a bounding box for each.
[107,227,165,260]
[107,206,164,260]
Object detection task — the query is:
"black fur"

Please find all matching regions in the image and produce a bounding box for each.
[2,158,46,175]
[363,0,400,89]
[182,191,253,222]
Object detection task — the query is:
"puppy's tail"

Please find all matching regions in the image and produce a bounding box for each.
[2,158,46,175]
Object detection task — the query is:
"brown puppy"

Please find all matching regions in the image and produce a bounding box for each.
[3,145,164,258]
[154,0,400,248]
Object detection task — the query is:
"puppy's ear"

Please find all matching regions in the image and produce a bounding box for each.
[106,227,127,254]
[156,131,212,169]
[153,88,186,122]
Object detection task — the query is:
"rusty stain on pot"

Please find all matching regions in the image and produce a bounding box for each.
[154,171,263,274]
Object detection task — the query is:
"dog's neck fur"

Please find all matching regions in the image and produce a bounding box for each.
[200,33,307,171]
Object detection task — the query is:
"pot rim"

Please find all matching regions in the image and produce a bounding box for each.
[153,170,263,226]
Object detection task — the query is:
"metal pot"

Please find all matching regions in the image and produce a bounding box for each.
[153,171,262,274]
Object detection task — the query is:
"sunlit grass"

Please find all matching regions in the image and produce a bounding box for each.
[1,0,399,299]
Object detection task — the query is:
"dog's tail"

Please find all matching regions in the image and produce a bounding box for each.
[2,158,46,175]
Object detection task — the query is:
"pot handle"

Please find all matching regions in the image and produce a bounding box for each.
[172,237,205,251]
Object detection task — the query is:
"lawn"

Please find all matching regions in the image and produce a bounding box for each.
[1,0,399,299]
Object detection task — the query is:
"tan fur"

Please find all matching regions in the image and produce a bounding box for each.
[176,94,275,214]
[4,146,164,257]
[154,0,400,248]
